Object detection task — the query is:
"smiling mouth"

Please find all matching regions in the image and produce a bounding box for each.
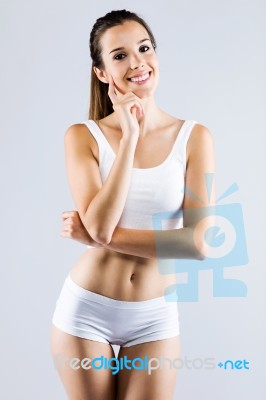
[127,71,152,84]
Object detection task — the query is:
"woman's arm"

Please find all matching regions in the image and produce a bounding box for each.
[102,208,214,260]
[65,127,137,245]
[64,76,144,245]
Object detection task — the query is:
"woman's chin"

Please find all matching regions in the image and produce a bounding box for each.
[134,88,155,99]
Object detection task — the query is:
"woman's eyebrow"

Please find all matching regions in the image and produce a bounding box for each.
[109,38,150,54]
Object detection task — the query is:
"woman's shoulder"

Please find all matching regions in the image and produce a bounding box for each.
[64,122,91,136]
[186,120,214,161]
[63,122,100,160]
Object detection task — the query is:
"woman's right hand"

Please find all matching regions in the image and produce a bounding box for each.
[107,74,144,140]
[60,210,103,248]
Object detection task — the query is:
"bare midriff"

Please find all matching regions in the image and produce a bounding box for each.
[69,248,177,301]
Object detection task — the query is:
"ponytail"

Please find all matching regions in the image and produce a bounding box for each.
[89,67,113,120]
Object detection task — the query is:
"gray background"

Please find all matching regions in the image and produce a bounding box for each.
[1,0,265,398]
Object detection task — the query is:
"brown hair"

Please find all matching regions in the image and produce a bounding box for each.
[88,9,157,120]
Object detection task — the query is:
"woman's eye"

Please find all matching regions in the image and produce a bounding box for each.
[140,45,150,52]
[114,53,126,61]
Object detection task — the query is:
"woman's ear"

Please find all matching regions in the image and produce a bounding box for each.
[93,66,109,84]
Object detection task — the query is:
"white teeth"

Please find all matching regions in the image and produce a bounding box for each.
[130,72,150,82]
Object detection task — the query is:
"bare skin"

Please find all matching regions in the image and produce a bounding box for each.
[51,19,216,400]
[64,113,188,302]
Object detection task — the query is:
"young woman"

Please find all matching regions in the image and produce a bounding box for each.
[50,9,216,400]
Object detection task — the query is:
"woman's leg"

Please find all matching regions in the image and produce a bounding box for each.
[50,324,117,400]
[116,336,180,400]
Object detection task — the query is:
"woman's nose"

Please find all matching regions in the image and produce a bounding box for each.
[129,54,145,69]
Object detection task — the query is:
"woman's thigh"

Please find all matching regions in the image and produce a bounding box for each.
[50,324,117,400]
[116,335,180,400]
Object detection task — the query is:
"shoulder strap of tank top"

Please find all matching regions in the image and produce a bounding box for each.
[172,120,198,174]
[81,119,115,166]
[81,120,108,148]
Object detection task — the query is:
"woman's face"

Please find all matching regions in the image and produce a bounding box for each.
[94,20,159,99]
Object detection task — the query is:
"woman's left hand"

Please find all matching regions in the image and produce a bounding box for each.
[60,210,103,248]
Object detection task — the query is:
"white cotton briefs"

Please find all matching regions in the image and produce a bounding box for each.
[52,274,180,347]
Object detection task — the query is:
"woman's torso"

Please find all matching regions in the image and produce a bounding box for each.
[69,112,195,301]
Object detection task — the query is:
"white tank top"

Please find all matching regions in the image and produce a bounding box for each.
[80,119,197,248]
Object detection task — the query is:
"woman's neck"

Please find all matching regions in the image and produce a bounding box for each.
[112,95,165,138]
